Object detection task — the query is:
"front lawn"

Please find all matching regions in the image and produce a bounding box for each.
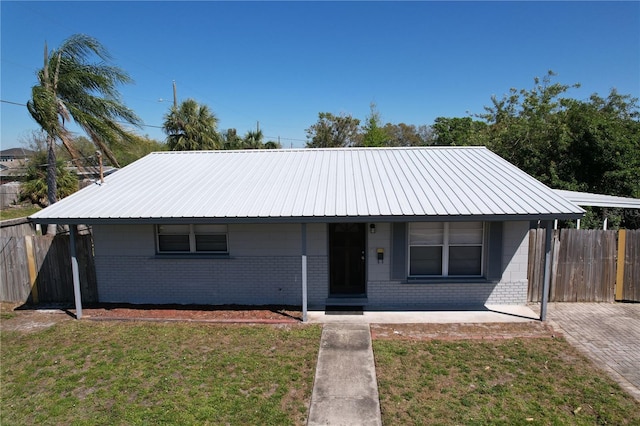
[374,337,640,425]
[1,321,321,425]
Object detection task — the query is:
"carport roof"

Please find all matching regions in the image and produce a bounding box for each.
[554,189,640,209]
[30,147,584,224]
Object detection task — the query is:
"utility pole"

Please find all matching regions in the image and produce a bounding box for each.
[172,80,177,108]
[256,121,260,133]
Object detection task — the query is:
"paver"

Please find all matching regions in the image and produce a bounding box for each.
[543,302,640,401]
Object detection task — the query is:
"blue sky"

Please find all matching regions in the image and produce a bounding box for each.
[1,1,639,149]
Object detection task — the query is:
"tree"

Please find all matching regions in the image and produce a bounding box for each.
[26,34,141,220]
[20,150,78,208]
[467,71,640,228]
[222,128,243,150]
[563,90,640,198]
[111,134,167,166]
[163,99,221,150]
[477,71,579,189]
[263,140,282,149]
[243,129,264,149]
[431,117,487,146]
[360,103,388,147]
[382,123,432,146]
[305,112,360,148]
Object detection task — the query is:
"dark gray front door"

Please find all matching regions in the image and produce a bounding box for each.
[329,223,366,295]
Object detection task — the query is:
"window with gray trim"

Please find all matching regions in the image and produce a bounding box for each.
[156,224,228,253]
[409,222,484,276]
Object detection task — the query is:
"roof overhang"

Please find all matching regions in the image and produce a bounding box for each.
[554,190,640,209]
[29,212,584,226]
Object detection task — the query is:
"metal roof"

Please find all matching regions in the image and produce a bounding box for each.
[554,189,640,209]
[30,147,584,224]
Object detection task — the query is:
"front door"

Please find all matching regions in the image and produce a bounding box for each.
[329,223,366,295]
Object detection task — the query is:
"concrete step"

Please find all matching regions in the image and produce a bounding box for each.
[325,297,368,306]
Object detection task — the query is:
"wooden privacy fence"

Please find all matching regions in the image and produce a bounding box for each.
[0,234,97,304]
[528,229,640,303]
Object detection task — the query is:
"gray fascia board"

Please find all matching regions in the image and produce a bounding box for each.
[28,211,584,226]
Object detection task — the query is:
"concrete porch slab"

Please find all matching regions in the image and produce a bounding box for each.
[306,304,539,324]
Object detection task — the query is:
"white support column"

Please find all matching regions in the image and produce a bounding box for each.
[540,220,553,321]
[576,218,581,230]
[69,225,83,319]
[301,223,308,322]
[603,217,608,230]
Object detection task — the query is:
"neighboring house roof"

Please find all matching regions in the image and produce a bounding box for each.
[554,189,640,209]
[30,147,584,224]
[0,148,34,161]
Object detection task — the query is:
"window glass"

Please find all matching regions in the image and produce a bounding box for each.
[409,222,443,245]
[158,224,190,235]
[410,247,442,275]
[408,222,484,277]
[449,246,482,275]
[195,234,227,252]
[449,222,483,245]
[158,235,190,252]
[157,224,228,253]
[194,224,227,234]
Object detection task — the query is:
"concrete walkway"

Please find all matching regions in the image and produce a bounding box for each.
[307,324,382,426]
[306,304,539,324]
[540,303,640,402]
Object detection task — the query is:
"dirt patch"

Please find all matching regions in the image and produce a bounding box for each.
[1,302,302,332]
[1,302,72,333]
[371,321,559,341]
[82,304,302,323]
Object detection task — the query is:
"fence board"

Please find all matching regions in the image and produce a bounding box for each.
[528,228,626,303]
[0,236,31,302]
[527,229,545,302]
[1,233,97,304]
[623,230,640,301]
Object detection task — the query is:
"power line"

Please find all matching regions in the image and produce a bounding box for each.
[1,99,164,129]
[1,99,27,107]
[2,99,306,143]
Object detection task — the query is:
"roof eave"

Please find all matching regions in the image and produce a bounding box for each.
[28,212,585,226]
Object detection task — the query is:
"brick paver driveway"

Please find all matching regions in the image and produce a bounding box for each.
[544,303,640,401]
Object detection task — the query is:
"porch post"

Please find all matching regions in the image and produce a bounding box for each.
[69,225,83,319]
[540,220,553,321]
[301,223,308,322]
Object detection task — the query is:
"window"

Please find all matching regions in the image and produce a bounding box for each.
[409,222,484,277]
[157,224,228,253]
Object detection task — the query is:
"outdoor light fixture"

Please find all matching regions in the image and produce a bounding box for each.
[369,224,376,234]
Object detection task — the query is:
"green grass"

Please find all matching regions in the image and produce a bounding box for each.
[0,204,41,221]
[4,320,639,426]
[0,312,16,320]
[1,321,321,425]
[374,337,640,425]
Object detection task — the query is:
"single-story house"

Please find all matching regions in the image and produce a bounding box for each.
[30,147,584,318]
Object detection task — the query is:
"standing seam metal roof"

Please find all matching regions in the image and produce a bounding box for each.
[29,147,584,223]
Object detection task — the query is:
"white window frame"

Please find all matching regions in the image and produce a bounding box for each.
[408,222,485,277]
[156,224,228,254]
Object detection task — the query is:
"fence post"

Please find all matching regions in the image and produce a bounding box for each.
[615,229,626,301]
[24,235,39,304]
[69,225,83,319]
[540,221,553,321]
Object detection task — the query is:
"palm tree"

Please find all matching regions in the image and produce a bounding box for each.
[222,128,243,150]
[27,34,141,213]
[163,99,221,150]
[243,129,264,149]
